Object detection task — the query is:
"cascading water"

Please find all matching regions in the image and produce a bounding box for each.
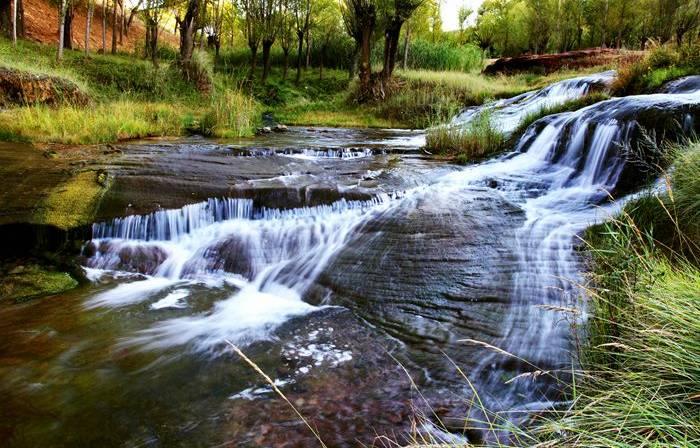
[451,71,616,134]
[61,75,700,445]
[432,80,700,439]
[85,195,394,350]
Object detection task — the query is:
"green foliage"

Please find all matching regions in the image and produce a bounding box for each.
[424,112,506,162]
[0,38,260,144]
[612,42,700,96]
[401,38,484,72]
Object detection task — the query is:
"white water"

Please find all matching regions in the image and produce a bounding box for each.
[85,195,395,351]
[451,71,616,134]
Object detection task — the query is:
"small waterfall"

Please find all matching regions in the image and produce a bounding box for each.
[451,71,616,134]
[84,195,394,349]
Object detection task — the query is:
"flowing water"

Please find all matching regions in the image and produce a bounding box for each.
[451,70,616,134]
[1,76,699,447]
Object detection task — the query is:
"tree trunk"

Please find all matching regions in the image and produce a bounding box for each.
[295,31,303,84]
[402,25,410,70]
[117,0,123,45]
[57,0,66,60]
[358,24,372,98]
[101,0,106,53]
[305,29,311,69]
[64,5,73,49]
[111,0,117,53]
[84,1,92,54]
[11,0,16,44]
[282,47,289,80]
[248,42,258,76]
[381,19,402,80]
[262,39,273,83]
[349,43,359,79]
[179,0,200,80]
[319,46,324,80]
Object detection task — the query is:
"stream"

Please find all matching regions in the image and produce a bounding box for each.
[1,75,700,447]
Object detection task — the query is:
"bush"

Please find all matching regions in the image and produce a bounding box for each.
[190,49,214,94]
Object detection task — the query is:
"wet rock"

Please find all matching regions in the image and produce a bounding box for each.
[0,67,90,107]
[273,124,288,132]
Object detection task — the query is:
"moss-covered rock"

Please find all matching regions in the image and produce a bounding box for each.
[33,170,112,230]
[0,264,78,303]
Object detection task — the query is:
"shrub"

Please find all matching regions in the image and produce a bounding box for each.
[190,49,214,94]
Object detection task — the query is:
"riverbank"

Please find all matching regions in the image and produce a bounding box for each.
[536,141,700,445]
[0,39,260,144]
[0,37,622,145]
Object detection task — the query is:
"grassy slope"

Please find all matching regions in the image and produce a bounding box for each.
[536,142,700,446]
[0,39,259,144]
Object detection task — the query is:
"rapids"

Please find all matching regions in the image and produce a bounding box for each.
[1,75,699,447]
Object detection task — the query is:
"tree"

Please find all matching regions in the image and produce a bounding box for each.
[342,0,376,99]
[239,0,263,76]
[57,0,69,60]
[102,0,107,52]
[142,0,163,65]
[279,0,295,80]
[379,0,423,80]
[458,4,471,42]
[111,0,117,52]
[292,0,312,84]
[85,0,94,54]
[260,0,281,83]
[180,0,202,79]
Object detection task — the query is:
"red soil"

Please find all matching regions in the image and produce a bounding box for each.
[20,0,177,52]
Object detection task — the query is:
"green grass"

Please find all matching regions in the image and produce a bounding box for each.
[536,141,700,446]
[0,38,260,144]
[509,92,611,139]
[612,42,700,96]
[424,112,506,163]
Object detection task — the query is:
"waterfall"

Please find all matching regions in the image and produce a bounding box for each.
[437,81,700,435]
[451,71,616,134]
[84,194,394,350]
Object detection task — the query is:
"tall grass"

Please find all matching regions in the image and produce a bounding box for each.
[400,39,485,72]
[424,113,506,163]
[536,141,700,446]
[612,41,700,95]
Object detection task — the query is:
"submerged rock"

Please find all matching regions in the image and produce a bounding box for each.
[0,264,78,303]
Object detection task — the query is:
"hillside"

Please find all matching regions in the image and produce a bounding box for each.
[21,0,178,52]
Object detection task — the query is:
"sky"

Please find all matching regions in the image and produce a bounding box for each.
[441,0,484,31]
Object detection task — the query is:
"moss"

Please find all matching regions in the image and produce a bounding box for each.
[33,170,111,230]
[0,265,78,303]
